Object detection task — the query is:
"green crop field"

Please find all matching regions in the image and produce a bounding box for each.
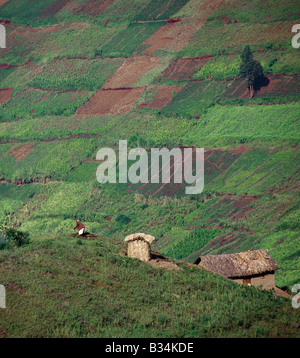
[0,88,92,121]
[29,58,124,91]
[0,138,100,182]
[0,0,299,339]
[206,0,299,22]
[183,102,300,147]
[132,0,190,21]
[99,22,162,58]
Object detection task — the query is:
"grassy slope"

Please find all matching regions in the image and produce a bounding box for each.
[0,0,299,338]
[0,234,298,338]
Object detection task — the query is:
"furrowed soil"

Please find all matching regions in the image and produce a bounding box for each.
[141,0,223,54]
[10,144,34,161]
[137,85,184,110]
[76,87,146,115]
[161,56,213,81]
[0,88,13,103]
[102,55,160,89]
[74,0,115,17]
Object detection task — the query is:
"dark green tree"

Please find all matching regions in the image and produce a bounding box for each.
[240,45,264,99]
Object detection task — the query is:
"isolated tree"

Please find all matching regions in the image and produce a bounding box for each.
[240,45,264,99]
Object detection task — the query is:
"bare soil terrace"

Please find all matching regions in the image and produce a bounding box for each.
[10,144,34,162]
[102,55,160,89]
[76,87,146,116]
[137,85,184,110]
[161,56,213,81]
[0,88,13,103]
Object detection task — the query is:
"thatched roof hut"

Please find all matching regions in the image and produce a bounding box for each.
[125,233,155,262]
[193,249,280,289]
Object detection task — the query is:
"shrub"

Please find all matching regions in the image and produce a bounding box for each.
[116,214,131,225]
[5,228,30,247]
[0,236,9,250]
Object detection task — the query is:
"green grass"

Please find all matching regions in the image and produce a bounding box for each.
[206,0,300,22]
[28,58,124,91]
[0,114,113,142]
[0,183,42,225]
[161,80,229,118]
[0,112,192,146]
[256,230,300,288]
[99,22,162,57]
[207,147,300,195]
[91,0,153,23]
[194,55,242,80]
[0,67,16,85]
[0,138,100,183]
[1,22,123,65]
[183,102,300,147]
[0,0,57,24]
[132,0,190,21]
[0,88,92,121]
[65,161,99,182]
[0,234,298,338]
[181,20,296,58]
[161,228,222,260]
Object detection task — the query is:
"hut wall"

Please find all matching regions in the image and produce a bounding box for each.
[127,239,151,261]
[232,278,243,285]
[231,272,276,290]
[251,272,276,290]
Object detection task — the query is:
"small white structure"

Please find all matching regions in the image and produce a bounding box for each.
[125,233,155,262]
[0,284,6,309]
[0,25,6,49]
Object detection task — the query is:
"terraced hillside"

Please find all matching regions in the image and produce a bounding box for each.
[0,0,299,328]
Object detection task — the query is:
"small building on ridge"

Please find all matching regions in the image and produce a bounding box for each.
[193,249,280,290]
[125,233,155,262]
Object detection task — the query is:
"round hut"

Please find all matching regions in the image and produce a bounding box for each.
[124,233,155,262]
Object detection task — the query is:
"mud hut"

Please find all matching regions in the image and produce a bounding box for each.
[193,249,280,290]
[124,233,155,262]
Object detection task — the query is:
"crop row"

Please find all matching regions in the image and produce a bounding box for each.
[132,0,190,21]
[29,58,124,91]
[0,88,92,121]
[0,138,101,183]
[207,147,300,195]
[206,0,300,23]
[99,23,162,58]
[181,20,296,57]
[183,102,300,147]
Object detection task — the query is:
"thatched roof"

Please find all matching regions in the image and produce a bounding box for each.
[124,233,155,244]
[193,249,279,278]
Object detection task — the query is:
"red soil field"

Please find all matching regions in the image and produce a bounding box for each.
[102,55,160,89]
[141,0,223,54]
[232,194,259,208]
[0,63,18,69]
[137,85,184,110]
[74,0,115,17]
[222,75,300,100]
[0,0,9,6]
[230,144,253,156]
[256,75,300,97]
[39,0,70,16]
[76,87,146,116]
[127,147,251,198]
[10,144,34,162]
[161,56,213,81]
[128,147,203,198]
[141,22,199,54]
[0,88,13,103]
